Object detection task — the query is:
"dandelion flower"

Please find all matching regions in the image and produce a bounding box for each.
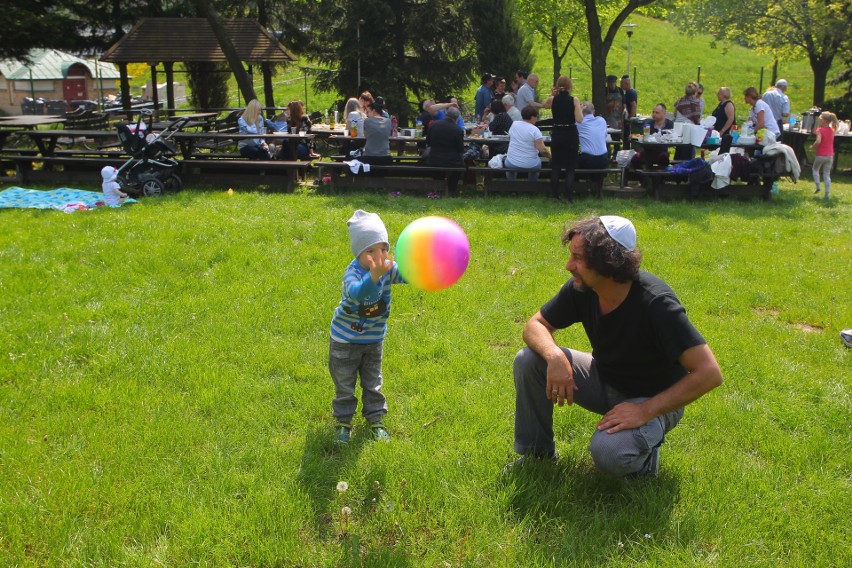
[644,533,652,539]
[373,481,381,490]
[341,506,352,516]
[337,481,349,492]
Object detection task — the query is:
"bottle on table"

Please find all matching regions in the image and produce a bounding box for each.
[731,124,739,143]
[643,123,651,141]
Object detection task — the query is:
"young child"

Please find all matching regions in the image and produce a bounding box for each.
[329,210,405,443]
[811,111,838,199]
[101,166,128,206]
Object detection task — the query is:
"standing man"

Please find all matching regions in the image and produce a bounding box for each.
[475,73,495,122]
[511,216,723,477]
[763,79,790,142]
[515,73,543,112]
[604,75,625,130]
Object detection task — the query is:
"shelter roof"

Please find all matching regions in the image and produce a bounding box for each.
[0,49,121,80]
[101,18,296,64]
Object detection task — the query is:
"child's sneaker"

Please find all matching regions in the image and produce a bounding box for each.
[335,423,351,443]
[370,423,390,441]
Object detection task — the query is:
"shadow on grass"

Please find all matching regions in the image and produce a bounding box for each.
[297,424,413,566]
[501,454,679,563]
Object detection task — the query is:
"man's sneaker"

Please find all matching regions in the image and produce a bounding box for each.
[335,424,351,443]
[370,423,390,441]
[502,451,557,473]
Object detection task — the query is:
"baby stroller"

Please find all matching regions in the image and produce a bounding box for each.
[115,111,190,197]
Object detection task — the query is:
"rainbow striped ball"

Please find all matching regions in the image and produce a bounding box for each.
[396,216,470,291]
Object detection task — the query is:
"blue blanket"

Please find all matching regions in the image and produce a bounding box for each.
[0,187,136,211]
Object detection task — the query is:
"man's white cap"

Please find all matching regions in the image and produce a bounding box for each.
[775,79,788,88]
[600,215,636,251]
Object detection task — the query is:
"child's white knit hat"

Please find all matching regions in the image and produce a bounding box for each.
[347,209,388,258]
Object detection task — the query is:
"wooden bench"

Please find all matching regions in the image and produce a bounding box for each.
[178,158,311,191]
[468,166,624,198]
[635,168,776,200]
[10,155,125,184]
[316,161,467,196]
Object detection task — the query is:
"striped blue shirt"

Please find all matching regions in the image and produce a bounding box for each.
[330,258,406,344]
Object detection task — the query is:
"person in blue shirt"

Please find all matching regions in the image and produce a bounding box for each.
[475,73,495,121]
[329,210,406,443]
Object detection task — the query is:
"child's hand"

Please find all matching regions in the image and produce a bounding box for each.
[366,254,392,282]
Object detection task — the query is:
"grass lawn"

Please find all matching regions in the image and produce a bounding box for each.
[0,173,849,565]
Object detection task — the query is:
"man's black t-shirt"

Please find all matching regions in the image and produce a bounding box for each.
[540,270,705,397]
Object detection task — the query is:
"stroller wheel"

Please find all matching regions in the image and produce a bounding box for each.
[141,178,165,197]
[165,174,183,192]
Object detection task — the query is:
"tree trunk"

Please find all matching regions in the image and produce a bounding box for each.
[193,0,256,104]
[810,54,833,106]
[551,27,562,86]
[585,2,607,117]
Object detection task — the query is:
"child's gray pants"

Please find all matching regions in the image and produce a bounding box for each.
[329,339,387,424]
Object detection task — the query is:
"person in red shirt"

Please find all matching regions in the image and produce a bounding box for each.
[811,111,839,199]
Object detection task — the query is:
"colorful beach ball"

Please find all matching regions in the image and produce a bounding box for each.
[396,216,470,291]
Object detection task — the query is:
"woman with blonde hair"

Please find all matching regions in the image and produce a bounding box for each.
[674,82,701,124]
[237,99,272,160]
[811,111,839,199]
[711,87,736,137]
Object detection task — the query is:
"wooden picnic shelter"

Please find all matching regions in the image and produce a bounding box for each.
[101,17,296,114]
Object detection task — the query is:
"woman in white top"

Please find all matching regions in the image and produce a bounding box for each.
[504,106,551,181]
[744,87,780,136]
[237,99,272,160]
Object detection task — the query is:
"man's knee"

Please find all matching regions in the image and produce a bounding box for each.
[513,347,546,382]
[589,429,649,477]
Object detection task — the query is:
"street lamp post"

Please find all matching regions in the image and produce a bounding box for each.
[624,23,637,77]
[357,19,365,91]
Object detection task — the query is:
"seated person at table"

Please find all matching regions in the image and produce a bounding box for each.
[631,103,673,169]
[505,106,551,181]
[360,97,392,167]
[237,99,273,160]
[360,91,389,118]
[285,100,321,160]
[416,99,435,137]
[430,98,466,130]
[501,95,522,122]
[487,99,513,155]
[744,87,780,138]
[576,102,610,171]
[674,83,701,125]
[344,97,363,132]
[425,106,465,194]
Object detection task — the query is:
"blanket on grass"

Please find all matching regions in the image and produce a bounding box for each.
[0,187,136,212]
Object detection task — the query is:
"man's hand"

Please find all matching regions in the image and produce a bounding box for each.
[545,350,577,407]
[597,401,652,433]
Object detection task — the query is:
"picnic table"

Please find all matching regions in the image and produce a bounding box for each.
[170,132,315,160]
[0,115,67,129]
[19,129,122,156]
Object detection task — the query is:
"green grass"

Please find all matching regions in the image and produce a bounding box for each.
[0,175,850,565]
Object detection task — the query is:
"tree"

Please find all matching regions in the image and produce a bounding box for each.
[302,0,477,125]
[193,0,257,104]
[669,0,851,105]
[516,0,587,85]
[583,0,658,116]
[470,0,534,84]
